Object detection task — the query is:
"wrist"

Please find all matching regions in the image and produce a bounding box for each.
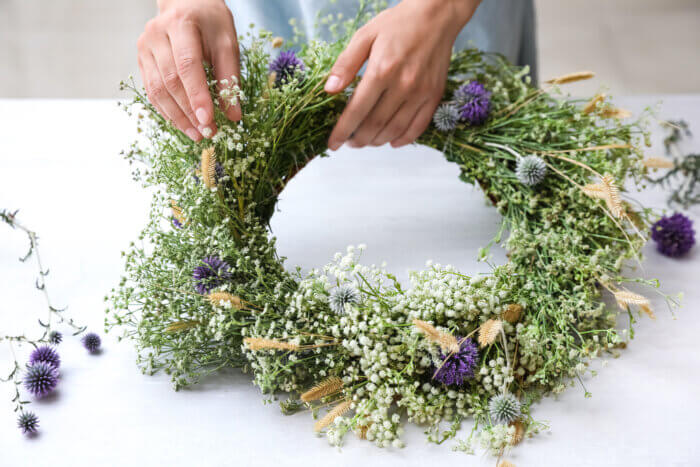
[421,0,480,37]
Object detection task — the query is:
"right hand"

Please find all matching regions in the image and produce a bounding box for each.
[137,0,241,141]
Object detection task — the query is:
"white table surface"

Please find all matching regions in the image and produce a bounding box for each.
[1,97,699,467]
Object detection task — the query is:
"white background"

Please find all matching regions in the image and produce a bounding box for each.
[1,97,699,466]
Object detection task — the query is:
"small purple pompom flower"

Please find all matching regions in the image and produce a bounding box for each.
[433,337,479,386]
[24,362,59,398]
[17,411,39,435]
[49,330,62,345]
[29,345,60,369]
[651,213,695,257]
[193,256,232,294]
[269,50,305,85]
[82,332,102,353]
[454,81,491,125]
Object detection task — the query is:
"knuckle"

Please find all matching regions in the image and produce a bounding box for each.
[175,51,198,74]
[168,7,195,23]
[374,61,398,81]
[399,73,419,93]
[136,34,148,51]
[147,80,165,100]
[144,19,159,35]
[163,71,181,91]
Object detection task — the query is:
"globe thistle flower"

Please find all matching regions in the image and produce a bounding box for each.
[433,337,479,386]
[17,411,39,435]
[651,213,695,257]
[516,155,548,186]
[48,330,63,345]
[29,345,60,368]
[269,50,305,86]
[82,332,102,353]
[24,362,59,398]
[193,256,232,294]
[454,81,491,125]
[489,393,521,424]
[329,284,360,314]
[432,103,460,132]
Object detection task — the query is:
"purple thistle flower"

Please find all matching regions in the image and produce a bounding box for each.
[269,50,305,86]
[193,256,232,294]
[49,330,63,345]
[172,217,183,229]
[29,345,60,369]
[17,411,39,435]
[23,362,59,398]
[82,332,102,353]
[651,213,695,257]
[454,81,491,125]
[433,337,479,386]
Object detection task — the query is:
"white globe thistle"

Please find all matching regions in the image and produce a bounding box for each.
[516,155,547,186]
[432,103,460,132]
[488,393,521,424]
[329,284,360,314]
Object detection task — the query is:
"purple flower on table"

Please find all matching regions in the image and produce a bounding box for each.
[82,332,102,353]
[17,411,39,435]
[193,256,232,294]
[453,81,491,125]
[651,213,695,257]
[29,345,60,369]
[432,337,479,386]
[23,362,59,398]
[269,50,305,86]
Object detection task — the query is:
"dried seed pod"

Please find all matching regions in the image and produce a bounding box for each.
[478,319,503,347]
[314,400,352,432]
[502,304,523,323]
[301,376,344,402]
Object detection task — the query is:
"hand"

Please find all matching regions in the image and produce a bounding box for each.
[137,0,241,141]
[325,0,479,149]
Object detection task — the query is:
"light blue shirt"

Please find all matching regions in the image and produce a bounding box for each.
[226,0,537,83]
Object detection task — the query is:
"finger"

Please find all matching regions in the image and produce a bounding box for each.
[168,21,215,134]
[207,31,242,121]
[348,88,406,148]
[390,100,438,148]
[151,37,201,131]
[325,25,375,94]
[327,60,389,150]
[371,98,425,146]
[141,52,202,141]
[137,54,166,119]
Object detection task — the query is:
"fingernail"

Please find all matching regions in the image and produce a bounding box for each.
[185,128,200,140]
[195,107,209,125]
[325,75,342,92]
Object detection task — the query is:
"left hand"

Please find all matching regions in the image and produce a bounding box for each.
[325,0,480,149]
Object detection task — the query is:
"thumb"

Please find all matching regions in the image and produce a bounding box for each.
[325,27,375,94]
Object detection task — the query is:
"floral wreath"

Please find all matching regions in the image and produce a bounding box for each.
[108,7,679,460]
